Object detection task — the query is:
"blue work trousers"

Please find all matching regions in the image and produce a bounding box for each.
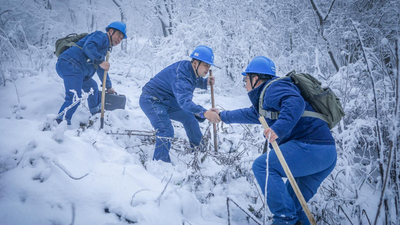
[139,94,202,163]
[56,58,101,124]
[252,140,337,225]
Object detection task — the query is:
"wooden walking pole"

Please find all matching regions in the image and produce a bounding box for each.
[210,69,218,152]
[100,51,110,129]
[258,116,316,225]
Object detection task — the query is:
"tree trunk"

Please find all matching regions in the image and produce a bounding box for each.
[394,37,400,225]
[112,0,127,53]
[87,0,96,31]
[309,0,340,72]
[44,0,51,10]
[40,0,51,46]
[155,0,174,37]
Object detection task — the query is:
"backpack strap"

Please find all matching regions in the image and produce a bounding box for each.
[65,42,82,50]
[301,110,329,123]
[65,33,84,50]
[67,42,98,69]
[258,77,286,119]
[258,77,330,123]
[65,34,100,70]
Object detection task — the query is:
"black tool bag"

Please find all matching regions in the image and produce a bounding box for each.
[102,92,126,111]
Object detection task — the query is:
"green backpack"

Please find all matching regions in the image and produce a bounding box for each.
[54,33,88,57]
[258,71,345,129]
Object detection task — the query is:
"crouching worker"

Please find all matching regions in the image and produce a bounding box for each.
[219,56,337,225]
[139,45,220,163]
[55,21,127,125]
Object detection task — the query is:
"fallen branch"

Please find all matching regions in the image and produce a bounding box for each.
[106,129,156,137]
[55,90,92,121]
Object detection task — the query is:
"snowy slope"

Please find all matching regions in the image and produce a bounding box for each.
[0,51,268,225]
[1,0,397,223]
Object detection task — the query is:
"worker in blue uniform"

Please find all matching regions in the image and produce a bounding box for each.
[139,45,220,163]
[219,56,337,225]
[55,21,127,125]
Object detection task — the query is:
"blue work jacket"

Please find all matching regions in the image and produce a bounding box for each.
[58,31,112,88]
[220,77,335,145]
[142,60,208,115]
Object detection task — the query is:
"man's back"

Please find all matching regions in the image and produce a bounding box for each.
[260,78,335,145]
[142,60,195,103]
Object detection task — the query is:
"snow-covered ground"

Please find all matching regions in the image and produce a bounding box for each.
[0,52,271,225]
[0,1,392,222]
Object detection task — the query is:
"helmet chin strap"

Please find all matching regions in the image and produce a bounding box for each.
[250,74,273,89]
[194,60,202,77]
[250,75,260,89]
[107,30,116,50]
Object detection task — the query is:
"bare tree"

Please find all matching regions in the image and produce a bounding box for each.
[309,0,340,72]
[152,0,174,37]
[112,0,127,53]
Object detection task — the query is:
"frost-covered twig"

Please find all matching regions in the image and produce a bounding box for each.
[2,78,20,103]
[0,9,12,18]
[226,197,262,225]
[392,38,400,223]
[107,129,156,137]
[107,129,189,144]
[206,149,246,166]
[0,27,22,66]
[188,152,201,171]
[53,160,89,180]
[130,189,150,206]
[264,134,271,225]
[227,197,231,225]
[309,0,339,72]
[70,203,76,225]
[169,150,192,167]
[54,90,91,121]
[55,100,81,120]
[112,0,127,53]
[0,63,5,86]
[218,105,257,139]
[156,174,173,206]
[358,167,378,190]
[338,205,353,225]
[353,21,389,225]
[362,209,372,225]
[182,219,193,225]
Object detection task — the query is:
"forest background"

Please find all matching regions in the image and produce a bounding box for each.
[0,0,399,225]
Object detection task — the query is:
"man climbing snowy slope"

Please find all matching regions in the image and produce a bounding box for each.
[55,21,127,125]
[219,56,337,225]
[139,45,220,163]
